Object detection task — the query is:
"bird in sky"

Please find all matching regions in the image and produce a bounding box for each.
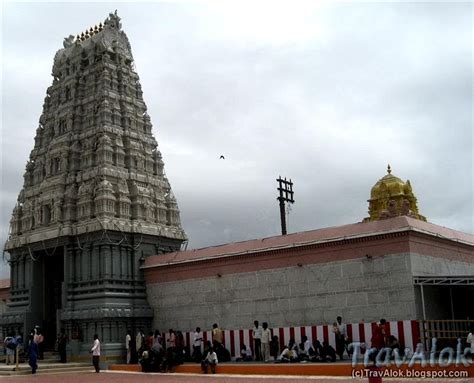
[219,155,225,160]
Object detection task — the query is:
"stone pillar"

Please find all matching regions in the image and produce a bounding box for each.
[62,245,69,309]
[121,246,127,280]
[80,247,87,282]
[103,244,111,280]
[75,247,82,282]
[69,245,76,283]
[17,256,24,289]
[94,245,101,280]
[24,256,31,289]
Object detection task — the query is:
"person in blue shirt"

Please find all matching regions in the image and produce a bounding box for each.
[27,334,38,374]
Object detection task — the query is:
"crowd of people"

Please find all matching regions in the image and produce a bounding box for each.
[2,319,472,375]
[134,325,231,373]
[132,317,357,373]
[251,317,346,363]
[2,325,46,374]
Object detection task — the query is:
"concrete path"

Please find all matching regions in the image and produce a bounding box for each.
[1,371,474,383]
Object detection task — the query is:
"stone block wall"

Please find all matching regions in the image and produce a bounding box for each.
[410,253,474,276]
[146,253,417,332]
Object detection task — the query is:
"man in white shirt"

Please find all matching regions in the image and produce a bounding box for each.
[91,334,101,373]
[261,322,272,362]
[201,347,218,374]
[252,320,262,361]
[278,342,298,362]
[298,335,312,361]
[125,330,131,364]
[193,327,203,362]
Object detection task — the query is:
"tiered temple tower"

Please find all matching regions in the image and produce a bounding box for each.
[2,11,186,356]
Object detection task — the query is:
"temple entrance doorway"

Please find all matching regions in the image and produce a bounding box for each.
[30,247,64,349]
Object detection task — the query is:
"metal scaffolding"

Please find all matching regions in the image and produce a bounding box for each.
[413,275,474,321]
[413,276,474,286]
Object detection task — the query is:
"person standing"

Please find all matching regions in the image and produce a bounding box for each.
[146,332,154,351]
[90,334,101,373]
[252,320,262,361]
[261,322,271,362]
[14,332,23,362]
[467,325,474,361]
[125,330,132,364]
[211,324,223,348]
[136,329,145,359]
[58,328,68,363]
[153,330,162,350]
[167,329,176,351]
[33,326,44,360]
[333,316,347,360]
[371,319,387,352]
[175,331,185,364]
[192,327,203,362]
[332,324,342,360]
[27,334,38,374]
[4,333,16,365]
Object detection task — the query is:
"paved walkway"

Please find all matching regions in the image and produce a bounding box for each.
[1,371,474,383]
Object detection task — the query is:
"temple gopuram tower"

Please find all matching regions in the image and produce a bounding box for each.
[2,11,186,356]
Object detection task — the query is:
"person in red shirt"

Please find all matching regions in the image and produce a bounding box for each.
[371,319,387,350]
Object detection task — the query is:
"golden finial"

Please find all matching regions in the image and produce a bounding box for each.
[387,164,391,174]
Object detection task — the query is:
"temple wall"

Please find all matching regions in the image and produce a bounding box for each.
[410,253,474,276]
[146,253,417,332]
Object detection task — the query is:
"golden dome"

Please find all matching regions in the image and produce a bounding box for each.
[370,165,408,200]
[364,165,426,222]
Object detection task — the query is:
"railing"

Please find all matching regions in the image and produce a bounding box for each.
[420,320,473,351]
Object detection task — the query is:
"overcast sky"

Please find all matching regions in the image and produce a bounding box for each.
[1,1,472,278]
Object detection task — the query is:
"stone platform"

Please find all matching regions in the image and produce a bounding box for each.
[109,361,474,378]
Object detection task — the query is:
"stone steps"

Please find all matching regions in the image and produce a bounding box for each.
[0,362,91,376]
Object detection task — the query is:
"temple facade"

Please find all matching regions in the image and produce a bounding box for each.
[1,11,186,356]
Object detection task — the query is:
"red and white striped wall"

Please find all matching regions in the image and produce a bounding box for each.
[163,320,420,359]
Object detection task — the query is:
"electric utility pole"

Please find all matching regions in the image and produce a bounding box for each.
[276,176,294,235]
